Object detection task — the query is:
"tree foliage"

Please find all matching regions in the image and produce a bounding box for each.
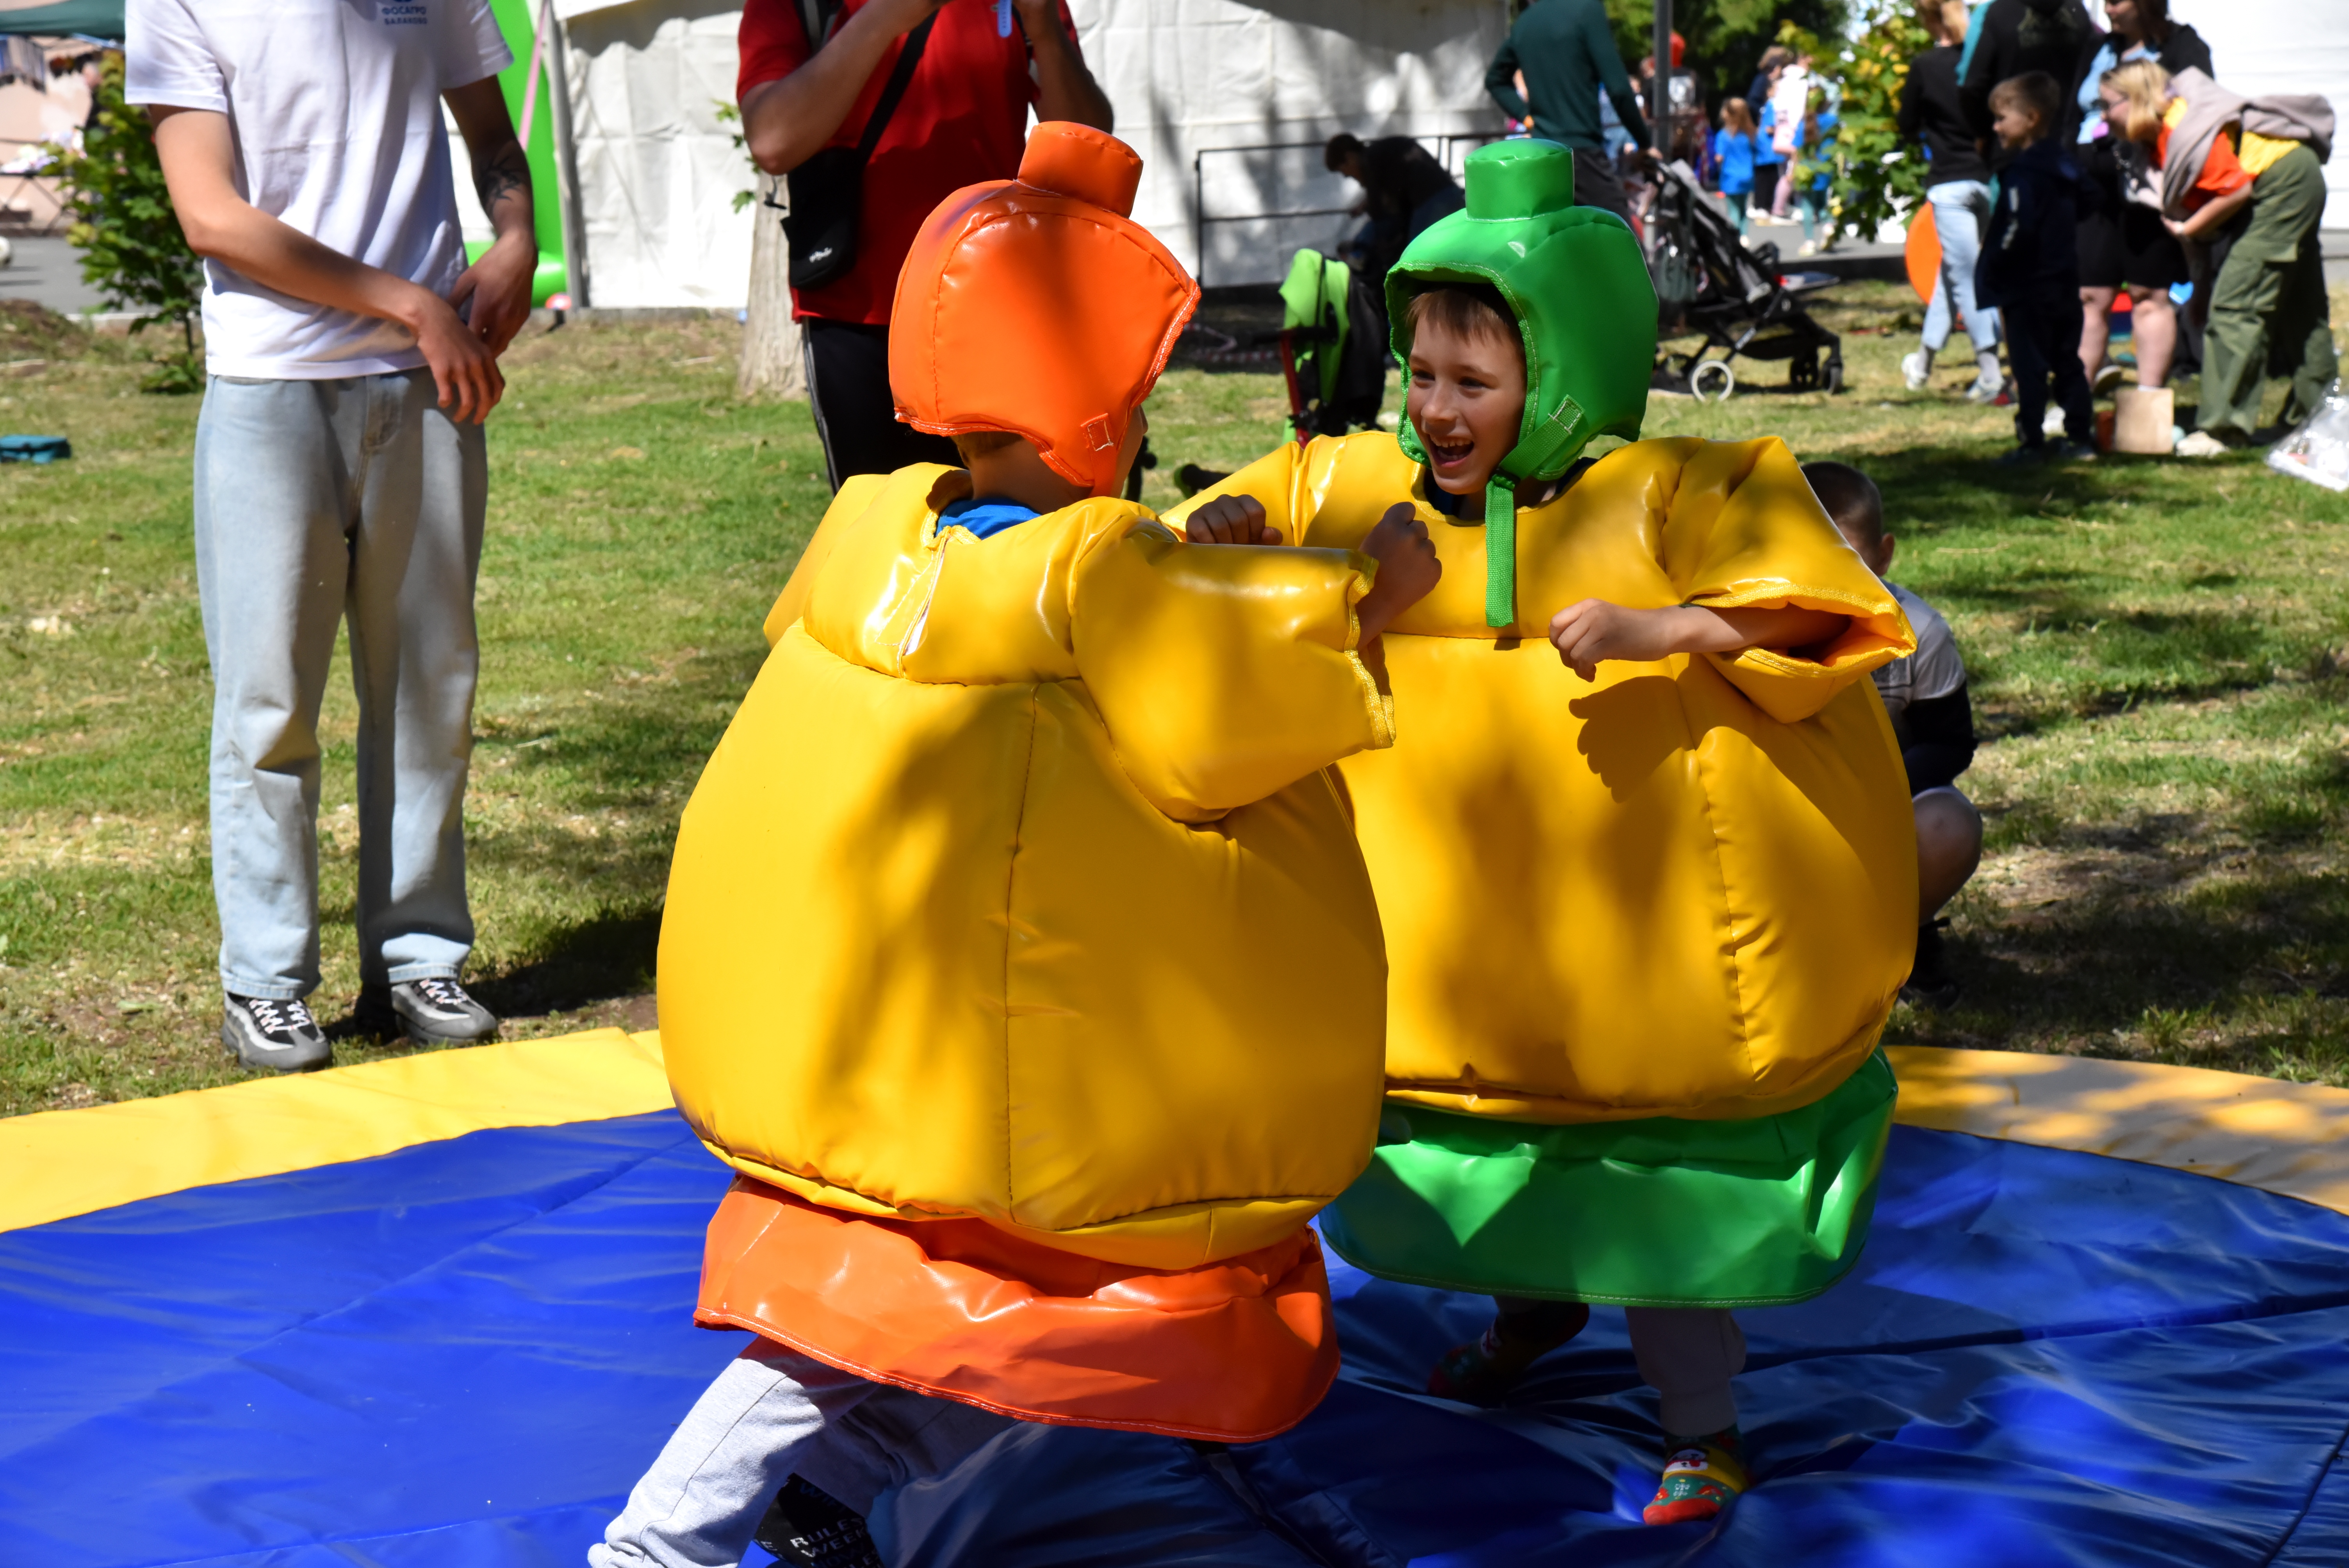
[1794,2,1935,246]
[1589,0,1852,116]
[46,56,205,392]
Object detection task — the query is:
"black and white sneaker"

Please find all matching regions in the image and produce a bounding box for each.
[754,1475,882,1568]
[222,993,332,1073]
[358,976,501,1045]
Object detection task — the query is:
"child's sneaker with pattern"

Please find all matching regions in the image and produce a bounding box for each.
[1643,1425,1749,1526]
[1426,1301,1590,1404]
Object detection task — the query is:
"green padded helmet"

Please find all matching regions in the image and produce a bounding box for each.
[1387,139,1657,627]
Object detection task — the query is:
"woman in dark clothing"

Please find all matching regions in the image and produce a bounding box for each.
[2072,0,2212,391]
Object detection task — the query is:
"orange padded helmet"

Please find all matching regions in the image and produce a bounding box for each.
[890,122,1199,497]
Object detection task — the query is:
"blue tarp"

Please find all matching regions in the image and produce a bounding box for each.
[4,1113,2347,1565]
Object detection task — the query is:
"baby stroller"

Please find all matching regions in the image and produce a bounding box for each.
[1646,161,1843,402]
[1255,249,1388,441]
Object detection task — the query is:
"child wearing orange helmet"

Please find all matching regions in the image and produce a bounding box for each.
[591,123,1440,1567]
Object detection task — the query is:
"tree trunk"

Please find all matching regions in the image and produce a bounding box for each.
[738,175,805,399]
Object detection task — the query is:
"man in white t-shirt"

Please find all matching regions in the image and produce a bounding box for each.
[1805,461,1984,1008]
[129,0,537,1071]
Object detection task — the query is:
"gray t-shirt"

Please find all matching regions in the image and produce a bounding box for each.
[127,0,511,378]
[1873,581,1966,723]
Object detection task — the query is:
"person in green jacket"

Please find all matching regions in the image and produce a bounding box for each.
[1485,0,1650,224]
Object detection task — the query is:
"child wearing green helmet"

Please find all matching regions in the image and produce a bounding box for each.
[1173,139,1921,1528]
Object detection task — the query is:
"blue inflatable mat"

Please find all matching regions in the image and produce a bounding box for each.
[4,1112,2348,1566]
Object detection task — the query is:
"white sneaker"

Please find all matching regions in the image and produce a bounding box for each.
[2174,430,2231,458]
[1797,241,1818,257]
[1964,375,2008,405]
[1902,351,1930,391]
[2042,405,2067,438]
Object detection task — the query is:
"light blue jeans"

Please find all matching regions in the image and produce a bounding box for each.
[193,369,485,1000]
[1921,179,2000,353]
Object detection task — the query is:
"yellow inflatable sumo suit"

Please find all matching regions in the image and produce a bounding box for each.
[1170,143,1918,1310]
[658,123,1398,1441]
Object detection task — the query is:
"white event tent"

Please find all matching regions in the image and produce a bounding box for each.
[458,0,1510,308]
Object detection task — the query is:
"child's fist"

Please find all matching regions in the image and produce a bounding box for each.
[1358,504,1442,632]
[1183,494,1281,546]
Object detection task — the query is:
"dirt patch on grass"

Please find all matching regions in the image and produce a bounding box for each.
[0,300,95,363]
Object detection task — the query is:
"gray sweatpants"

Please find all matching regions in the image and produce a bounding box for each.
[591,1340,1014,1567]
[1492,1299,1746,1435]
[1627,1308,1746,1438]
[193,370,485,999]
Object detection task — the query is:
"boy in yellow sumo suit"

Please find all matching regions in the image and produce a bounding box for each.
[590,122,1442,1566]
[1171,138,1919,1529]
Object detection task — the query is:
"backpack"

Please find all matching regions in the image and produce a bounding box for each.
[1274,250,1388,439]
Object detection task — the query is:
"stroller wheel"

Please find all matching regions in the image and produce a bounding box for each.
[1823,359,1845,396]
[1690,360,1736,403]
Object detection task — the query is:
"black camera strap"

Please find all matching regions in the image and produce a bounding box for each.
[795,0,934,165]
[850,12,936,164]
[777,5,938,289]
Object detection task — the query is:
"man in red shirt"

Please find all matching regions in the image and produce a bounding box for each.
[739,0,1111,488]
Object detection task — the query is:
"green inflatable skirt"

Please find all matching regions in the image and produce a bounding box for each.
[1321,1051,1898,1309]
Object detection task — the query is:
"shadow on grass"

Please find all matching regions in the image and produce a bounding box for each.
[1902,860,2349,1082]
[467,902,663,1019]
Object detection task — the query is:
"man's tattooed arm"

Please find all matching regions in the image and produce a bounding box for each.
[473,139,533,228]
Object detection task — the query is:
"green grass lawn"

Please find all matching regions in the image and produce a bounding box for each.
[4,281,2348,1114]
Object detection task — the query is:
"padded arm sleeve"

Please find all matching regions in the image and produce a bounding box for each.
[1160,442,1317,547]
[1661,438,1915,723]
[763,472,892,647]
[1070,520,1394,823]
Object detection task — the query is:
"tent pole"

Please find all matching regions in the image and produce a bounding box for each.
[544,5,591,307]
[1651,0,1672,168]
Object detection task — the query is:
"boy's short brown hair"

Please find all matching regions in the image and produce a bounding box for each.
[1989,72,2063,139]
[1402,282,1520,356]
[950,429,1024,465]
[1801,460,1884,551]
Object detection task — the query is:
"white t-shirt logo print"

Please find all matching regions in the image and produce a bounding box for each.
[124,0,512,378]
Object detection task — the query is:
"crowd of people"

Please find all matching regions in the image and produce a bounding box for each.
[1903,0,2335,461]
[1463,0,2335,465]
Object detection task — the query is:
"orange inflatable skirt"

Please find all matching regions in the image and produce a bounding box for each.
[693,1179,1342,1442]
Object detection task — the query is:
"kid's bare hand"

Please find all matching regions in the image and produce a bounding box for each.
[1184,494,1281,546]
[1547,599,1683,680]
[1356,503,1441,640]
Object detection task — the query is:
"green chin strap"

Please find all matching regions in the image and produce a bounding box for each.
[1480,391,1588,629]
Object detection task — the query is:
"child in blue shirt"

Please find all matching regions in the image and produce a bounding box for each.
[1710,97,1763,236]
[1790,87,1840,255]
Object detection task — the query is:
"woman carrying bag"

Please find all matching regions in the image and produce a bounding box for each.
[2106,61,2335,454]
[2070,0,2210,392]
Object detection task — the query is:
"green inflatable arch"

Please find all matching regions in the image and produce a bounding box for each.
[465,0,572,305]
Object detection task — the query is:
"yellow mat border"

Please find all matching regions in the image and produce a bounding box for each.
[6,1037,2349,1236]
[0,1029,676,1235]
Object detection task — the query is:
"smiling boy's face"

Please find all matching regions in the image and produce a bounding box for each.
[1406,316,1527,498]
